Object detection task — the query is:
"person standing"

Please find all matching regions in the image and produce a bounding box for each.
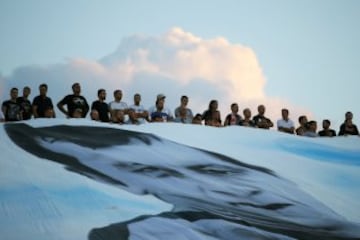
[1,87,22,121]
[149,94,173,122]
[202,100,222,127]
[296,115,308,136]
[109,89,129,123]
[252,105,273,129]
[91,89,110,122]
[57,83,89,118]
[303,121,318,137]
[224,103,242,126]
[17,86,32,120]
[276,108,295,134]
[32,83,55,118]
[318,119,336,137]
[174,95,193,124]
[128,93,149,124]
[240,108,256,127]
[338,111,359,136]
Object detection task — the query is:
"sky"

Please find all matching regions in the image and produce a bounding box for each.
[0,0,359,130]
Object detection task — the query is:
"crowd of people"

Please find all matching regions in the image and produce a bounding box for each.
[1,83,359,137]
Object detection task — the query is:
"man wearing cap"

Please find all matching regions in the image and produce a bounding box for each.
[148,94,173,122]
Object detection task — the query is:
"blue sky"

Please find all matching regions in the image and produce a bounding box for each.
[1,0,359,129]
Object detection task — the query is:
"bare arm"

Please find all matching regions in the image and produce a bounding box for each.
[57,102,69,117]
[1,105,7,119]
[32,105,39,118]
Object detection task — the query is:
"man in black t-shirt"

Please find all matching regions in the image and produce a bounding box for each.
[338,112,359,136]
[17,86,32,120]
[32,83,55,118]
[91,89,110,122]
[318,119,336,137]
[2,87,22,121]
[57,83,89,118]
[252,104,274,129]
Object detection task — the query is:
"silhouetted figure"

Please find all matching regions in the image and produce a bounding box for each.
[202,100,222,127]
[129,93,149,124]
[57,83,89,118]
[240,108,256,127]
[91,89,110,122]
[277,108,295,134]
[338,112,359,136]
[32,83,55,118]
[149,94,173,122]
[192,113,203,125]
[303,121,318,137]
[109,89,129,124]
[174,95,193,124]
[253,105,273,129]
[17,86,32,120]
[318,119,336,137]
[2,87,22,121]
[224,103,242,126]
[296,115,308,136]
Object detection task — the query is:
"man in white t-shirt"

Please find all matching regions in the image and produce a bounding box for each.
[128,93,149,124]
[277,108,295,134]
[109,89,129,123]
[148,94,173,122]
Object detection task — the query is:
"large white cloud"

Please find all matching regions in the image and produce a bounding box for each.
[0,27,311,124]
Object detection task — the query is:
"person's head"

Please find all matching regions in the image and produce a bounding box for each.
[90,109,99,121]
[322,119,331,129]
[156,99,165,109]
[298,115,308,126]
[156,94,166,109]
[208,100,218,111]
[97,89,106,101]
[281,108,289,120]
[230,103,239,114]
[134,93,141,104]
[192,113,202,125]
[180,95,189,106]
[243,108,252,119]
[10,87,18,100]
[72,108,83,118]
[39,84,48,96]
[306,120,317,132]
[72,83,81,95]
[257,105,265,115]
[113,89,123,101]
[345,111,353,121]
[23,86,31,98]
